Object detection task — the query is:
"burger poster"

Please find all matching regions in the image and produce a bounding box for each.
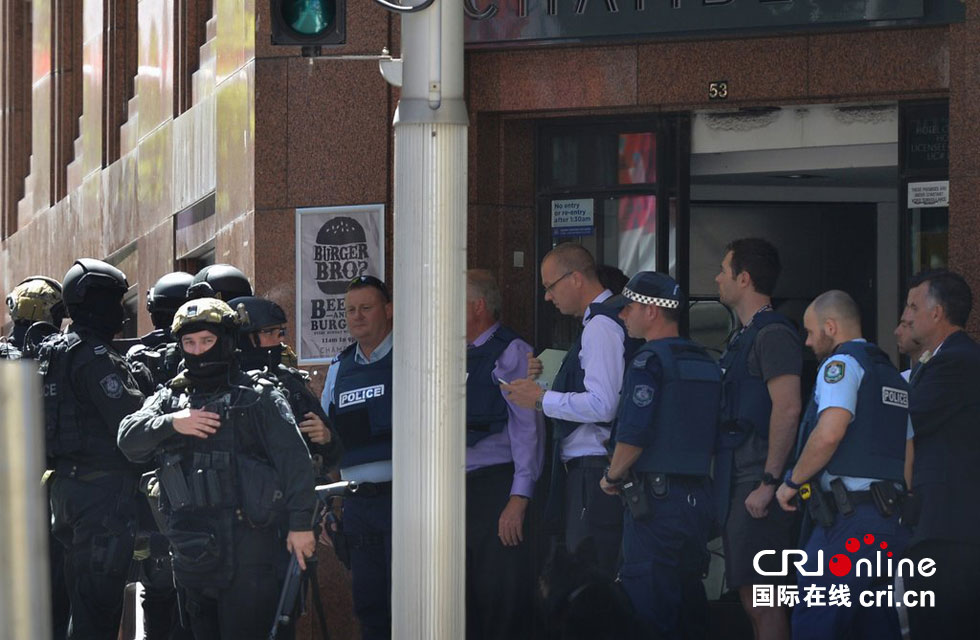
[295,204,386,364]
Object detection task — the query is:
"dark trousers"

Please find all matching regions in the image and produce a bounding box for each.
[137,496,193,640]
[345,493,393,640]
[564,463,624,578]
[905,540,980,640]
[620,478,712,640]
[466,464,534,640]
[183,526,290,640]
[48,485,71,640]
[791,503,910,640]
[50,473,137,640]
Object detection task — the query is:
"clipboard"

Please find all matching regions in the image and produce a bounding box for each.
[535,349,567,390]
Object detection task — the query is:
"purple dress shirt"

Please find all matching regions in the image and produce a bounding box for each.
[465,322,545,498]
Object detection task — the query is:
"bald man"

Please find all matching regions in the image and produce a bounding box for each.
[776,291,911,640]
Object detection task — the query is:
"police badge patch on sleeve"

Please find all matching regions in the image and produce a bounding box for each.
[632,384,654,407]
[100,373,124,398]
[274,394,296,425]
[824,361,846,384]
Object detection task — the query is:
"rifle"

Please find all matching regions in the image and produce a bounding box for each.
[268,481,360,640]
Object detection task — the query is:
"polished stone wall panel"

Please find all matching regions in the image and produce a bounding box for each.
[215,64,254,227]
[136,120,175,234]
[137,0,175,139]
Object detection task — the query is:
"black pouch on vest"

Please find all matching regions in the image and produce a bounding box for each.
[237,455,285,528]
[870,481,899,518]
[648,473,669,499]
[621,473,652,521]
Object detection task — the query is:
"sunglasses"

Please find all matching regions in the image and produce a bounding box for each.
[258,326,287,338]
[348,275,391,302]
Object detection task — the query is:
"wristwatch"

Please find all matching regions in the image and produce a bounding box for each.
[603,467,624,486]
[761,472,780,487]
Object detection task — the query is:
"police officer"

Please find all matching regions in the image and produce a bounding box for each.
[776,290,910,640]
[465,269,545,639]
[127,271,194,389]
[40,258,146,640]
[4,275,70,638]
[186,264,253,301]
[319,275,393,640]
[3,275,65,359]
[506,243,637,577]
[230,295,341,477]
[715,238,802,639]
[117,298,317,640]
[599,272,719,640]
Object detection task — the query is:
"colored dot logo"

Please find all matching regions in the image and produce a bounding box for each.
[829,533,890,575]
[829,554,852,577]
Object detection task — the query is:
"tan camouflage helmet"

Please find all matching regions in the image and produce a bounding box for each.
[170,297,244,336]
[6,276,65,325]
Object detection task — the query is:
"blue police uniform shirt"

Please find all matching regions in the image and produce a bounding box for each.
[811,339,885,492]
[321,332,394,416]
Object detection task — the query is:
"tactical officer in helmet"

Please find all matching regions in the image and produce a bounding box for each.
[776,291,910,640]
[2,275,65,359]
[186,264,253,301]
[599,272,720,639]
[229,295,341,477]
[127,271,194,389]
[5,275,70,640]
[117,298,317,640]
[40,258,146,640]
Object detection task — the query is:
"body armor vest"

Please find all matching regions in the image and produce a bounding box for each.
[330,343,393,468]
[797,341,908,484]
[622,338,722,476]
[466,325,520,446]
[719,311,798,444]
[551,297,642,439]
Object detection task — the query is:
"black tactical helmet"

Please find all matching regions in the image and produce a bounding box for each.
[147,271,194,315]
[62,259,129,307]
[187,264,253,301]
[6,276,65,326]
[227,296,287,333]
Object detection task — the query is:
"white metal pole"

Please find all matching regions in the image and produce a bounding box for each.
[388,0,467,637]
[0,360,52,640]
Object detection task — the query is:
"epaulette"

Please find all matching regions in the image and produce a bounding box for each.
[632,352,652,369]
[93,344,108,356]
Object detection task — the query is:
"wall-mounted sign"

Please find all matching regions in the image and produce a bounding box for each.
[552,199,594,237]
[296,204,385,364]
[464,0,963,47]
[908,181,949,208]
[904,103,949,172]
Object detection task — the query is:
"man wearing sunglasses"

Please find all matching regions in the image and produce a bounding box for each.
[319,275,394,640]
[230,295,341,478]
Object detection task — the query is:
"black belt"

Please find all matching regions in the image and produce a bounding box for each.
[54,461,130,483]
[823,490,876,510]
[564,455,608,471]
[640,472,709,487]
[357,481,392,496]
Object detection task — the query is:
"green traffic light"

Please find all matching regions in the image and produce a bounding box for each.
[282,0,335,36]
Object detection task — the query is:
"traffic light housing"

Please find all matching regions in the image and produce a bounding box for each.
[271,0,346,50]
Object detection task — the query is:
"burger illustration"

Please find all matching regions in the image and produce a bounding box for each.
[315,216,369,295]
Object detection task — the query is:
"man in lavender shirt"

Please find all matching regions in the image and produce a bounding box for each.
[505,244,633,577]
[465,269,545,639]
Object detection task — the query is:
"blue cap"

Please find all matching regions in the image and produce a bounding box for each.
[622,271,685,309]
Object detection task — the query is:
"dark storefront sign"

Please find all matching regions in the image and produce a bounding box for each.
[464,0,964,46]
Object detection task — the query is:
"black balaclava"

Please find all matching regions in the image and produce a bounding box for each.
[69,289,125,340]
[238,333,283,372]
[178,323,238,390]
